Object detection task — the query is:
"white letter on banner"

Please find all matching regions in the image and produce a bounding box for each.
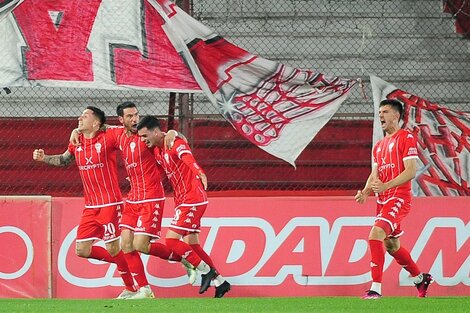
[0,226,34,279]
[400,217,470,286]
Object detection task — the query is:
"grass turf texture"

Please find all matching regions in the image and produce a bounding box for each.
[1,297,469,313]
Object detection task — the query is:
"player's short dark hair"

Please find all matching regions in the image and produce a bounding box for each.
[379,99,403,120]
[137,115,161,131]
[116,101,137,117]
[86,105,106,126]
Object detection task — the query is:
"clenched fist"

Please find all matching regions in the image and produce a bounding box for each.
[32,149,45,162]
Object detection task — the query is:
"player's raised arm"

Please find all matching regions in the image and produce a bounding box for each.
[33,149,74,167]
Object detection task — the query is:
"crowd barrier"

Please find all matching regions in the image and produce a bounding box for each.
[0,195,468,298]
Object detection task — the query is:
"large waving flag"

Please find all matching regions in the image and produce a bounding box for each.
[148,0,357,165]
[0,0,23,22]
[370,75,470,196]
[0,0,356,165]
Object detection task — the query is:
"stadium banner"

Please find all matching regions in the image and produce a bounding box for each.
[148,0,357,165]
[51,196,469,298]
[0,0,199,92]
[0,0,357,165]
[0,196,51,298]
[0,0,23,22]
[370,75,470,196]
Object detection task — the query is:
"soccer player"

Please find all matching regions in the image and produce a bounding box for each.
[137,115,231,298]
[32,106,136,299]
[355,99,433,299]
[69,102,196,299]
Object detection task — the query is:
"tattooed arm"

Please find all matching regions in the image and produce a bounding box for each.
[32,149,75,167]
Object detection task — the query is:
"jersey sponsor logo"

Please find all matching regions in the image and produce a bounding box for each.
[126,162,138,170]
[378,163,395,172]
[408,147,417,155]
[78,163,104,171]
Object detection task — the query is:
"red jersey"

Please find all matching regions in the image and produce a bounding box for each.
[107,126,164,202]
[373,129,418,202]
[68,131,122,208]
[153,138,207,206]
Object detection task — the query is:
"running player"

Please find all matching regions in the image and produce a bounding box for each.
[355,99,433,299]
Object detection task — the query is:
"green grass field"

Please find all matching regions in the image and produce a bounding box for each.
[1,297,469,313]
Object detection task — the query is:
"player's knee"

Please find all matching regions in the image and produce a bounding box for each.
[105,241,121,257]
[133,241,149,254]
[75,246,91,258]
[120,239,134,253]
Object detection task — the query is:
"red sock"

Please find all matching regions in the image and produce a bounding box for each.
[190,244,215,269]
[391,246,420,276]
[89,246,114,263]
[165,238,201,267]
[89,247,135,291]
[369,239,385,283]
[123,251,148,287]
[148,242,172,260]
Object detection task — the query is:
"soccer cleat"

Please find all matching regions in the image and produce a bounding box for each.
[181,259,198,285]
[115,288,137,300]
[361,290,382,300]
[128,285,155,300]
[415,273,433,298]
[199,268,217,294]
[214,281,231,298]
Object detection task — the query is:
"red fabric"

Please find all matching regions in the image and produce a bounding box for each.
[391,246,421,277]
[444,0,470,39]
[369,239,385,283]
[165,238,201,267]
[67,131,122,208]
[153,138,207,206]
[190,244,215,269]
[107,127,165,201]
[89,246,114,263]
[112,250,136,290]
[148,242,172,260]
[373,129,418,202]
[123,251,148,287]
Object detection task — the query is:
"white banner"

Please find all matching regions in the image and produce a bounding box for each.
[370,75,470,196]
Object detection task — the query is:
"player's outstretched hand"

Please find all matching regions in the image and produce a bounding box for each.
[32,149,45,162]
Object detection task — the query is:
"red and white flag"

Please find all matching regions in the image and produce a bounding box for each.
[0,0,23,22]
[370,75,470,196]
[149,0,357,165]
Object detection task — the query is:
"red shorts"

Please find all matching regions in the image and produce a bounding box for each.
[119,200,164,239]
[169,203,207,235]
[76,204,122,243]
[375,197,411,237]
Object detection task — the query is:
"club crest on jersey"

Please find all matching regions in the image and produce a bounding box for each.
[164,153,170,164]
[130,142,136,153]
[95,142,102,154]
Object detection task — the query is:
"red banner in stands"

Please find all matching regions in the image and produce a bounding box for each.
[0,196,51,298]
[1,196,468,298]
